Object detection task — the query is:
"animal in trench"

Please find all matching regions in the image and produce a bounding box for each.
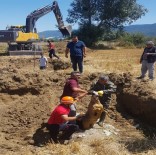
[77,94,104,130]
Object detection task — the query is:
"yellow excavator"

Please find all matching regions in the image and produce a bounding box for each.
[0,1,72,52]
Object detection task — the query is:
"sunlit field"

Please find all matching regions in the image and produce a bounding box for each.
[84,48,144,76]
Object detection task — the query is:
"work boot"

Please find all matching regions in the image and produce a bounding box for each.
[136,76,144,79]
[97,121,104,127]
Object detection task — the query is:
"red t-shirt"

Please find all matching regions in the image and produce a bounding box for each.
[48,104,70,124]
[48,42,55,50]
[61,78,79,98]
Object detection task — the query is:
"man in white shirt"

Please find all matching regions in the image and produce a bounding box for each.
[39,53,48,70]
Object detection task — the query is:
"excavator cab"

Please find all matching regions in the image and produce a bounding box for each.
[9,25,26,33]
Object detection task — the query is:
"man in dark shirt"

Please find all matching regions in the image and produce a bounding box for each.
[60,71,88,119]
[65,36,86,73]
[138,41,156,80]
[90,75,116,127]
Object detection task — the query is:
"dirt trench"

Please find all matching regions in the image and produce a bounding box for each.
[0,61,156,154]
[110,72,156,128]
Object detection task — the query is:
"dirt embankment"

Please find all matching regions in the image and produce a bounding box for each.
[0,56,156,154]
[110,73,156,128]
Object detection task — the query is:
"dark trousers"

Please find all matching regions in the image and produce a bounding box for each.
[40,66,46,70]
[70,56,83,73]
[49,49,59,59]
[99,99,110,122]
[47,123,79,143]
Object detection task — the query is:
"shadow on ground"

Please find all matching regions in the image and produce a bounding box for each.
[32,123,51,147]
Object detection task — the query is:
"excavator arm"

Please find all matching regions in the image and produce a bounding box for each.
[26,1,72,36]
[0,1,72,53]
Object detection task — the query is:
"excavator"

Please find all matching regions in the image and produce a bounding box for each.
[0,1,72,53]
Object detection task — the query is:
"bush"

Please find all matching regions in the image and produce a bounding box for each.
[118,32,147,48]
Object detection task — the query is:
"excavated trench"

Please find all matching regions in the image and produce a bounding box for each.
[0,65,156,154]
[108,73,156,129]
[80,72,156,130]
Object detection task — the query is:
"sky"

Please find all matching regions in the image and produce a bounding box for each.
[0,0,155,32]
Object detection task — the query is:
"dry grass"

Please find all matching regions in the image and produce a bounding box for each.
[89,137,129,155]
[0,43,7,53]
[84,49,143,76]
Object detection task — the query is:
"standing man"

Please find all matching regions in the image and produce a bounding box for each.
[138,41,156,80]
[47,96,81,143]
[39,52,48,70]
[65,36,86,73]
[47,40,59,62]
[60,71,88,118]
[90,75,116,127]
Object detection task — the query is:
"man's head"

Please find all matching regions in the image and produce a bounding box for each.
[98,75,109,84]
[61,96,74,105]
[40,52,43,57]
[71,71,81,79]
[146,41,154,48]
[72,36,78,43]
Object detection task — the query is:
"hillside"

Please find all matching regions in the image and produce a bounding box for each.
[39,30,63,39]
[124,23,156,36]
[39,23,156,38]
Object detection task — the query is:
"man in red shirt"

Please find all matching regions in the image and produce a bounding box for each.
[60,71,88,119]
[47,96,80,143]
[47,40,59,62]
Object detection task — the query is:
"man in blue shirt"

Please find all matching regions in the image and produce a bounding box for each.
[65,36,86,73]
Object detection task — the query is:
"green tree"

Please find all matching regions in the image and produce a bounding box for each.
[67,0,147,46]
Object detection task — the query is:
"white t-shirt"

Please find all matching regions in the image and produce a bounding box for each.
[39,56,47,67]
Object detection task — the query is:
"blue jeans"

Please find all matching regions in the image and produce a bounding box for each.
[70,56,83,73]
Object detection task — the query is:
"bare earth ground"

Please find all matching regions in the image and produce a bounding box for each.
[0,42,156,155]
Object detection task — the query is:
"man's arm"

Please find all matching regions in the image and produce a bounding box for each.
[83,46,86,57]
[45,58,48,66]
[72,87,88,100]
[72,87,87,93]
[61,114,77,121]
[146,53,156,55]
[65,47,69,58]
[104,82,116,93]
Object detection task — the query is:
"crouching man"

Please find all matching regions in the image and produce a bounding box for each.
[46,96,81,143]
[90,75,116,127]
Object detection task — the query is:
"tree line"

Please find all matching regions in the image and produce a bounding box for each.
[66,0,153,47]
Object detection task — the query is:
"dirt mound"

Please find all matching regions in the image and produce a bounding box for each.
[52,59,71,70]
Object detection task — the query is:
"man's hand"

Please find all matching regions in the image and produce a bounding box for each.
[65,48,69,58]
[83,53,86,57]
[74,97,79,102]
[76,113,84,120]
[65,54,68,58]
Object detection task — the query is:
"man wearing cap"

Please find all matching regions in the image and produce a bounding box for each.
[60,71,88,119]
[47,96,81,143]
[138,41,156,80]
[90,75,116,127]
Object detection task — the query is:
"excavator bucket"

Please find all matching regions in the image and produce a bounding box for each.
[59,25,72,37]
